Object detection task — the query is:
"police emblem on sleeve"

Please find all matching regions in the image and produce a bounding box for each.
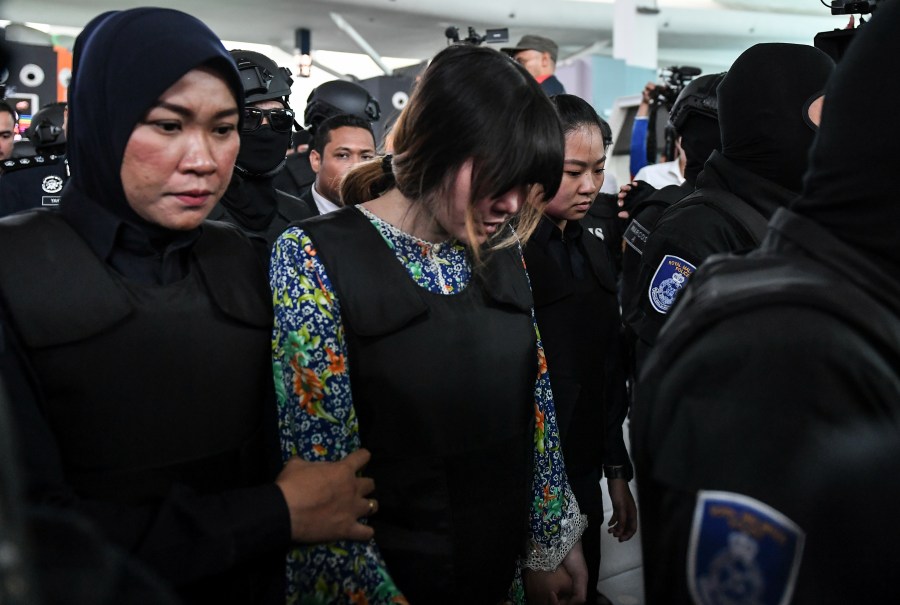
[688,491,805,605]
[42,175,64,194]
[648,254,696,314]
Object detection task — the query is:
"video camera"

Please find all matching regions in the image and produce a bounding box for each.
[829,0,881,14]
[816,0,891,61]
[646,65,701,164]
[648,66,701,112]
[445,26,509,47]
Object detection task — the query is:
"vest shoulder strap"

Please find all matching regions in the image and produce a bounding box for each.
[193,220,272,328]
[651,253,900,376]
[671,188,769,245]
[0,210,132,348]
[300,208,429,337]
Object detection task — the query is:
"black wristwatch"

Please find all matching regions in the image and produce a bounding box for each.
[603,464,629,480]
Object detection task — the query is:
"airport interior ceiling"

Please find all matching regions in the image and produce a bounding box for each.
[1,0,857,72]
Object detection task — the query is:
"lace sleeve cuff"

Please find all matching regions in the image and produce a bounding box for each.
[522,490,588,571]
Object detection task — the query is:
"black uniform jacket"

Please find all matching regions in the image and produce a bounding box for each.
[626,151,795,368]
[297,184,319,217]
[0,154,68,218]
[524,217,632,515]
[631,208,900,604]
[620,182,691,365]
[271,151,315,199]
[580,192,625,280]
[208,187,312,250]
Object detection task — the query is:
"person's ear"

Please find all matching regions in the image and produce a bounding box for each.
[309,149,321,174]
[807,95,825,128]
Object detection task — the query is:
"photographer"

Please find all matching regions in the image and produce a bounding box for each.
[629,82,682,185]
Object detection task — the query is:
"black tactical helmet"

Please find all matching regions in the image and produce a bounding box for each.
[25,101,66,152]
[229,49,294,106]
[304,80,380,134]
[668,72,726,134]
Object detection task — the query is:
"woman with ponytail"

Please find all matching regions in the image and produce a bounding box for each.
[272,44,588,604]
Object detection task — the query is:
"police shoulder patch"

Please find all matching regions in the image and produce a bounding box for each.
[688,490,805,605]
[648,254,696,314]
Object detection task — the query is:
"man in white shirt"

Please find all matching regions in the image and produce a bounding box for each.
[301,114,377,215]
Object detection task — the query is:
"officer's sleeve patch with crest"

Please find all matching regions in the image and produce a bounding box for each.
[648,254,696,314]
[688,490,805,605]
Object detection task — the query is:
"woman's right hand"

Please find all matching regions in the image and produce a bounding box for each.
[276,448,376,543]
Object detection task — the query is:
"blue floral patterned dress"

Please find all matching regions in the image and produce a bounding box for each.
[271,206,584,605]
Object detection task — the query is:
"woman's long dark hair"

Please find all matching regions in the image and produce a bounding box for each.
[342,45,564,252]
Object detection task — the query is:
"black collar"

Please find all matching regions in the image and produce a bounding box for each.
[532,214,584,247]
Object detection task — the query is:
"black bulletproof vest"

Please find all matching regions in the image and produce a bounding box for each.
[302,207,536,602]
[0,211,274,502]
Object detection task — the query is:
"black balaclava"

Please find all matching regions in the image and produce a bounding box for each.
[717,43,834,194]
[792,2,900,283]
[236,126,292,177]
[222,122,291,231]
[679,114,720,186]
[63,8,242,241]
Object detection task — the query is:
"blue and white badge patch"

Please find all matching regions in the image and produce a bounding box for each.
[648,254,696,314]
[688,491,804,605]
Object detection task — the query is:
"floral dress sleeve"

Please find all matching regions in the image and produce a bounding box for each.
[508,248,588,603]
[270,226,407,605]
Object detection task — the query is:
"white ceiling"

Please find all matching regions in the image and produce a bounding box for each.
[1,0,852,74]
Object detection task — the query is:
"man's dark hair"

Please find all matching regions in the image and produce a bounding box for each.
[312,113,375,155]
[0,100,18,125]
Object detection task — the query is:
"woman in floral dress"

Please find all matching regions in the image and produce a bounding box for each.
[271,44,588,605]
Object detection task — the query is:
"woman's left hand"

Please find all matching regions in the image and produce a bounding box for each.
[607,478,638,542]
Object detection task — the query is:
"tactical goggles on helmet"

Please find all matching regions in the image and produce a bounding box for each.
[241,107,295,133]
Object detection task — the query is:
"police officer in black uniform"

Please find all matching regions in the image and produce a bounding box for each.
[626,43,834,369]
[619,73,724,371]
[631,6,900,603]
[207,49,312,248]
[273,79,380,199]
[0,102,68,218]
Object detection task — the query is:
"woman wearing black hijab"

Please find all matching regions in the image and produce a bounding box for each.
[0,8,375,604]
[631,5,900,604]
